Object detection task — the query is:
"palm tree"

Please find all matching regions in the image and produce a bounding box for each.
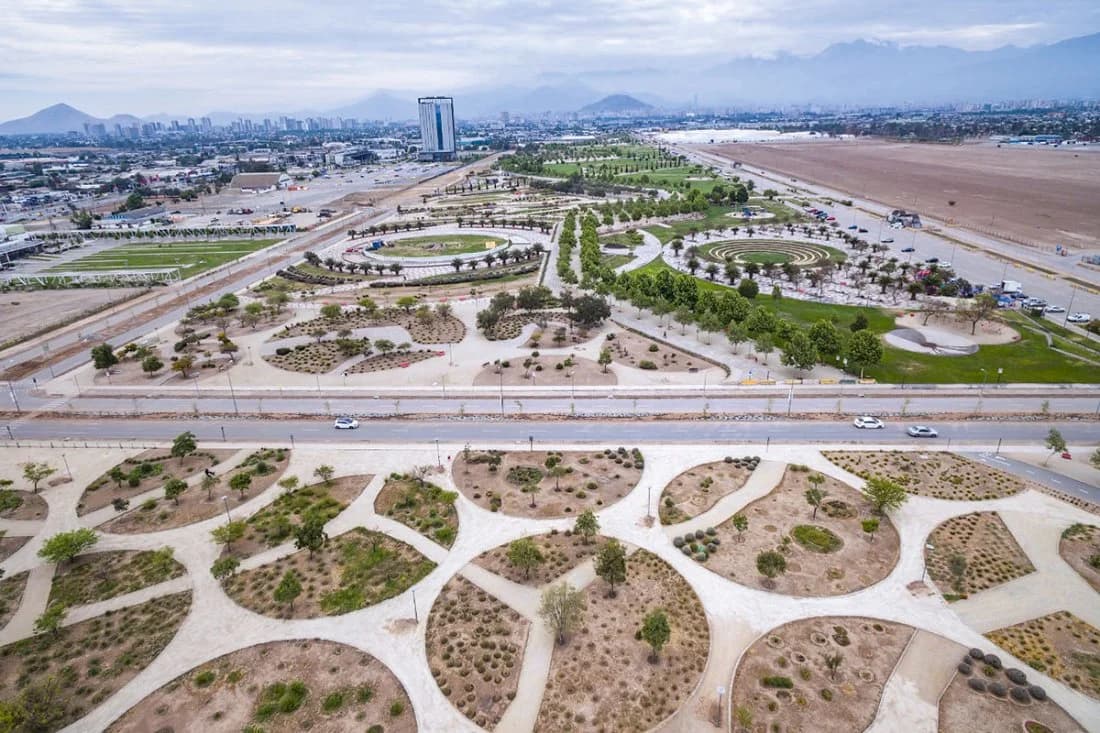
[451,258,463,272]
[389,263,403,276]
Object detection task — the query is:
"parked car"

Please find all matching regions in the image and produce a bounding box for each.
[333,416,360,430]
[1044,305,1066,313]
[853,415,884,429]
[907,425,939,438]
[924,257,940,264]
[847,224,858,230]
[858,227,868,233]
[1067,313,1092,323]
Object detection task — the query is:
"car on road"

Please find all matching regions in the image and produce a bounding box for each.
[1067,313,1092,323]
[924,257,940,264]
[940,261,952,269]
[1044,305,1066,313]
[907,425,939,438]
[858,227,868,233]
[333,416,360,430]
[847,224,858,230]
[853,415,884,429]
[826,216,836,221]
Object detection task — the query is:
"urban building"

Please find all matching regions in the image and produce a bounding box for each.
[418,96,456,161]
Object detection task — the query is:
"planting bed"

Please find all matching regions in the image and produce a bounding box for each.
[925,512,1035,598]
[0,592,191,732]
[730,616,913,733]
[453,447,644,519]
[474,530,598,587]
[265,340,356,374]
[224,527,435,619]
[1059,523,1100,593]
[939,656,1085,733]
[985,611,1100,700]
[347,349,440,374]
[274,307,465,344]
[102,447,290,533]
[49,549,186,607]
[78,448,234,515]
[109,639,415,733]
[233,474,369,560]
[709,466,900,596]
[606,329,714,373]
[0,571,29,630]
[0,536,29,563]
[535,550,709,732]
[0,490,48,520]
[375,473,459,548]
[473,355,616,387]
[659,456,760,525]
[426,575,529,730]
[823,450,1025,501]
[486,310,572,341]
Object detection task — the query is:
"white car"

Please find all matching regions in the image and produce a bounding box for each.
[1067,313,1092,323]
[1044,305,1066,313]
[907,425,939,438]
[333,416,360,430]
[853,415,884,429]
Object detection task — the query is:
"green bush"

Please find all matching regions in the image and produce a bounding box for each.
[790,525,843,553]
[762,676,794,689]
[322,691,345,712]
[357,685,375,703]
[389,700,405,717]
[194,670,216,687]
[638,360,657,370]
[506,465,543,485]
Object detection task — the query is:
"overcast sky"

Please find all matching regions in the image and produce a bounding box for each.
[2,0,1098,118]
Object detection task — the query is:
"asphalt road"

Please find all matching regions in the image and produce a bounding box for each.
[963,452,1099,504]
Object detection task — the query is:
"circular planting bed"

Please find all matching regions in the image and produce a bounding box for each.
[699,240,845,267]
[364,233,508,258]
[660,455,761,525]
[108,640,415,733]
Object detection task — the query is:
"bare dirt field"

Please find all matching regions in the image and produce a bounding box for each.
[474,530,597,587]
[1059,523,1100,593]
[453,448,644,519]
[109,640,415,733]
[607,329,719,373]
[708,466,900,596]
[659,455,759,525]
[535,549,709,732]
[0,288,142,349]
[473,355,616,387]
[939,661,1086,733]
[926,512,1035,598]
[986,611,1100,701]
[731,616,912,733]
[825,451,1025,501]
[705,140,1100,248]
[426,575,529,730]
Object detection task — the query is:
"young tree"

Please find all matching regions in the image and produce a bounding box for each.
[804,483,827,520]
[595,539,627,597]
[278,476,300,494]
[640,609,671,662]
[314,464,335,485]
[1091,447,1100,471]
[274,570,302,612]
[90,343,118,372]
[229,471,252,499]
[172,355,195,378]
[1043,428,1066,465]
[863,476,908,514]
[574,509,600,545]
[22,462,56,493]
[808,319,842,358]
[598,347,612,373]
[781,329,819,375]
[201,473,220,500]
[294,516,329,556]
[539,582,586,646]
[948,553,968,593]
[732,513,749,541]
[141,355,164,376]
[163,477,187,506]
[754,333,775,364]
[320,303,342,320]
[211,520,246,551]
[37,528,98,567]
[962,293,998,335]
[756,550,787,584]
[726,323,748,353]
[861,517,880,543]
[108,466,127,489]
[171,431,197,463]
[34,602,67,637]
[211,556,240,582]
[506,537,544,579]
[823,652,844,681]
[845,330,883,378]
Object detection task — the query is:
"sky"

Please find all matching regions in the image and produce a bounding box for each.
[2,0,1099,119]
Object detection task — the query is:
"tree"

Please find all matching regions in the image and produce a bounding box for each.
[595,539,627,597]
[948,553,968,593]
[850,313,869,332]
[274,570,302,612]
[141,354,164,375]
[294,516,329,556]
[754,333,775,364]
[164,477,187,506]
[539,582,586,646]
[1090,447,1100,471]
[573,294,611,329]
[375,339,395,355]
[756,550,787,582]
[314,464,335,485]
[171,431,197,463]
[1043,428,1066,465]
[395,295,418,314]
[201,473,220,500]
[574,509,599,544]
[962,293,998,335]
[598,347,612,373]
[823,652,844,681]
[781,329,819,375]
[846,330,883,378]
[172,355,195,378]
[37,528,98,567]
[640,609,671,662]
[108,466,126,489]
[735,706,754,733]
[278,476,300,494]
[229,471,252,498]
[320,303,342,320]
[211,556,240,582]
[808,320,842,358]
[861,517,880,543]
[211,520,246,550]
[507,537,544,579]
[738,278,759,299]
[804,482,826,520]
[34,602,67,637]
[22,462,56,493]
[90,343,118,372]
[732,513,748,541]
[863,476,908,514]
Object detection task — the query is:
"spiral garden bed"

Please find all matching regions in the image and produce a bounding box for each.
[698,239,845,267]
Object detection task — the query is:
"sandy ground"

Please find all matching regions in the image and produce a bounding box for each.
[0,288,142,347]
[985,611,1100,701]
[705,140,1100,249]
[894,312,1020,345]
[925,512,1036,596]
[938,666,1087,733]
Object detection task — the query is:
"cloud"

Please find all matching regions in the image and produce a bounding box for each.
[1,0,1098,117]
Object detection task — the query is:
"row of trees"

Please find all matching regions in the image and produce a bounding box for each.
[476,289,611,336]
[557,210,577,284]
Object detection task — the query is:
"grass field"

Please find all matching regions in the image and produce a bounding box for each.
[49,240,279,279]
[382,234,506,258]
[600,253,636,269]
[633,258,1099,384]
[599,231,645,248]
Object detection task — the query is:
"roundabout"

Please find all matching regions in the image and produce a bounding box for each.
[699,239,845,267]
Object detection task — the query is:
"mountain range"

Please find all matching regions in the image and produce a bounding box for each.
[2,32,1099,133]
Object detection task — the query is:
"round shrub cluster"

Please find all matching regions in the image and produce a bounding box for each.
[967,678,986,693]
[1005,668,1028,685]
[957,663,973,675]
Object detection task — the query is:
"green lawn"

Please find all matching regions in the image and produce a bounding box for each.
[50,239,279,279]
[633,258,1099,383]
[644,206,751,244]
[381,234,506,258]
[599,231,645,248]
[600,253,636,269]
[697,240,847,266]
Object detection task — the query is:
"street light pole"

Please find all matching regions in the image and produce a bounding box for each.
[221,496,232,522]
[227,372,239,416]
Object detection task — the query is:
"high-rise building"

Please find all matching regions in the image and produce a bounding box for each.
[418,96,456,161]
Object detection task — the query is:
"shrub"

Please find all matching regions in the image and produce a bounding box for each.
[638,360,658,370]
[761,676,793,689]
[389,700,405,717]
[275,347,291,356]
[194,670,216,687]
[983,654,1002,669]
[357,685,375,703]
[1010,686,1030,703]
[1028,685,1047,701]
[322,691,345,712]
[1005,668,1028,685]
[968,648,985,661]
[967,678,986,692]
[790,525,843,553]
[648,344,659,352]
[957,663,972,675]
[673,537,685,548]
[989,682,1007,698]
[820,688,833,701]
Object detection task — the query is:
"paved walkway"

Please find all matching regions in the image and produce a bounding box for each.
[867,630,962,733]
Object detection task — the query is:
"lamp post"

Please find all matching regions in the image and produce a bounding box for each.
[435,439,441,468]
[227,372,239,416]
[221,495,232,522]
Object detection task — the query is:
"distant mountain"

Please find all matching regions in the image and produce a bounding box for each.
[579,94,654,115]
[328,92,417,122]
[0,103,141,135]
